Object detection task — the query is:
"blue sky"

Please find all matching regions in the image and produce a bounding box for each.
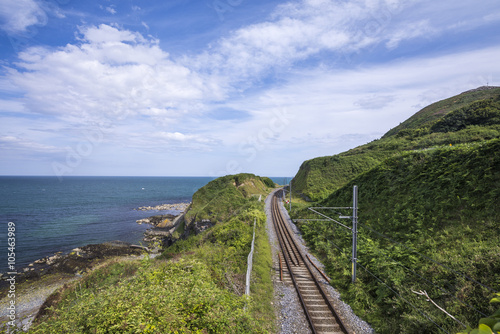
[1,0,499,178]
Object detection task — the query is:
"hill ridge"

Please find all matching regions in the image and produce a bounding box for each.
[292,86,500,201]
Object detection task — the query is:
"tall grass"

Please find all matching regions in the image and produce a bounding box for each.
[29,174,276,333]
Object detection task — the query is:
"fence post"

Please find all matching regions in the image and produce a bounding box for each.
[352,185,358,283]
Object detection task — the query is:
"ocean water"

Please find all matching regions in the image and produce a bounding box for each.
[0,176,214,271]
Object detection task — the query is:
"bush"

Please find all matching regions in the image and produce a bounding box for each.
[31,259,259,334]
[293,139,500,334]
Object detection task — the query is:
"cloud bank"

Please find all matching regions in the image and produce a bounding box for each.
[1,0,500,176]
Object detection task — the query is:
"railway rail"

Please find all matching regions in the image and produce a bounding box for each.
[272,190,348,334]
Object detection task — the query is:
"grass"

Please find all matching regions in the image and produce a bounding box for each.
[27,174,276,334]
[286,88,500,333]
[292,87,500,202]
[185,173,274,224]
[291,139,500,334]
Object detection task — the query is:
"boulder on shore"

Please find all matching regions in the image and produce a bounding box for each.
[0,242,146,291]
[136,214,176,227]
[135,203,190,211]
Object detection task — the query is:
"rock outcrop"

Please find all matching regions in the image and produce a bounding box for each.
[135,203,190,211]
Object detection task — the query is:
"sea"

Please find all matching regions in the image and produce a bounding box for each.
[0,176,214,272]
[0,175,289,273]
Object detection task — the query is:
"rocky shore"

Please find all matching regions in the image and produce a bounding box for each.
[0,202,192,331]
[136,214,177,226]
[0,241,147,331]
[139,202,192,247]
[135,202,190,212]
[0,241,146,292]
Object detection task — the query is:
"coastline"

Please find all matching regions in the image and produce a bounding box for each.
[0,241,146,331]
[0,202,191,331]
[0,202,191,278]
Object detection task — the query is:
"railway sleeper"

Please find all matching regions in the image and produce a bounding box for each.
[306,304,331,312]
[303,296,325,302]
[293,273,313,278]
[311,317,339,325]
[314,323,344,334]
[309,310,333,315]
[301,292,322,297]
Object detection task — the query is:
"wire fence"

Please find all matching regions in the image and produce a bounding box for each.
[245,218,257,296]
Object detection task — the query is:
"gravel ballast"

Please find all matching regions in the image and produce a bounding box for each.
[265,189,375,334]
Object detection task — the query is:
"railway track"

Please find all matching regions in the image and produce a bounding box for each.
[272,190,348,334]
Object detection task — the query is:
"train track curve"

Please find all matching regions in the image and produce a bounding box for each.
[272,190,348,334]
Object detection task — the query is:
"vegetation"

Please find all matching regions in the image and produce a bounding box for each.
[185,173,274,223]
[293,140,500,333]
[13,87,500,333]
[292,152,384,202]
[292,87,500,201]
[288,87,500,334]
[384,87,500,138]
[458,293,500,334]
[28,174,276,333]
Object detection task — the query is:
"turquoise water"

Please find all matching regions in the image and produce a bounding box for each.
[0,176,213,271]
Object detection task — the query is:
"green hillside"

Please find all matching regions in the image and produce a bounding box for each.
[293,152,385,202]
[184,173,274,224]
[292,86,500,201]
[29,174,276,333]
[292,139,500,333]
[288,87,500,333]
[384,86,500,138]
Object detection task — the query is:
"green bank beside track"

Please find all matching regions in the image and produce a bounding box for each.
[25,174,276,334]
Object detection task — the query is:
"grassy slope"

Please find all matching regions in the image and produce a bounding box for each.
[29,174,276,334]
[185,173,275,224]
[288,87,500,333]
[295,139,500,333]
[293,152,384,202]
[293,86,500,202]
[384,86,500,137]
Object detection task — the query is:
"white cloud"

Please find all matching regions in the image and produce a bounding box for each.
[0,99,27,113]
[221,45,500,155]
[2,0,500,176]
[106,6,116,15]
[355,95,395,110]
[6,0,497,130]
[484,12,500,23]
[6,24,220,126]
[78,24,149,46]
[0,0,47,34]
[0,135,63,153]
[157,132,200,142]
[195,0,388,80]
[194,0,497,84]
[385,19,435,49]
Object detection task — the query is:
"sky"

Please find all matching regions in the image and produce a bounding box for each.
[0,0,499,178]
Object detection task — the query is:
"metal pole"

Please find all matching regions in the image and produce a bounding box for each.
[352,185,358,283]
[283,178,287,199]
[289,180,292,211]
